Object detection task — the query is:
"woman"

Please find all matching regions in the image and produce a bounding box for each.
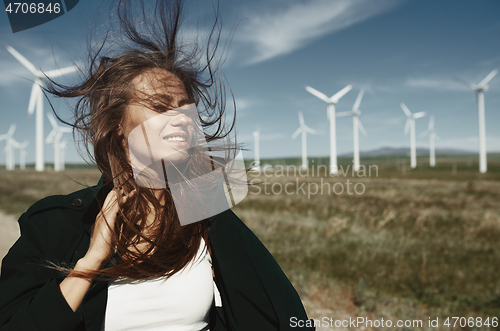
[0,0,312,330]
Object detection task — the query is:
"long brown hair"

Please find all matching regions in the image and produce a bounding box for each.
[46,0,236,280]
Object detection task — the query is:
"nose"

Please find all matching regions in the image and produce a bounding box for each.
[170,112,192,127]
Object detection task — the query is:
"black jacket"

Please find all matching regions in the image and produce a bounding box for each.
[0,177,312,331]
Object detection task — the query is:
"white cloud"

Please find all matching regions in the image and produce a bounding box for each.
[234,97,253,111]
[404,77,470,92]
[234,0,402,65]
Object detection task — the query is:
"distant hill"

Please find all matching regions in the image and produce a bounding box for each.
[340,146,476,157]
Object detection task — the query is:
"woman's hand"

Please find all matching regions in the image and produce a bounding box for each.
[59,186,136,312]
[82,186,136,268]
[59,154,136,312]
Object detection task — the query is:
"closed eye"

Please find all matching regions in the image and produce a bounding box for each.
[153,104,168,112]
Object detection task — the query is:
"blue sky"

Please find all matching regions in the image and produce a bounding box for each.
[1,0,499,165]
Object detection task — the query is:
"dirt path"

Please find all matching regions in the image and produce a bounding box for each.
[0,211,20,268]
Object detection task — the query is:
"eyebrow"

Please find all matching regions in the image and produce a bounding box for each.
[152,94,191,108]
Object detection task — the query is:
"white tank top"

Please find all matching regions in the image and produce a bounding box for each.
[102,238,219,331]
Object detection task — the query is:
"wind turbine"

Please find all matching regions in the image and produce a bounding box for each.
[305,84,353,174]
[0,124,17,170]
[454,69,498,173]
[12,140,29,170]
[291,111,317,170]
[401,103,426,169]
[59,139,68,171]
[46,113,72,172]
[420,116,438,167]
[5,44,78,172]
[252,131,261,172]
[336,89,367,172]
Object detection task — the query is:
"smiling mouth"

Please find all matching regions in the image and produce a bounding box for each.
[164,136,186,143]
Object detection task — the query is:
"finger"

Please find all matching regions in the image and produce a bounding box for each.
[119,188,137,204]
[101,189,120,214]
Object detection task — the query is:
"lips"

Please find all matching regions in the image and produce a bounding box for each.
[163,131,188,144]
[165,136,186,142]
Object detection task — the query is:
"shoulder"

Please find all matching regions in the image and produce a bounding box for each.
[24,184,100,219]
[208,209,269,264]
[17,183,102,253]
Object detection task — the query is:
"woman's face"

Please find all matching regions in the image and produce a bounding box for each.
[121,68,198,186]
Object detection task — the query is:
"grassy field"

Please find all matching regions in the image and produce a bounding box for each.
[1,156,499,330]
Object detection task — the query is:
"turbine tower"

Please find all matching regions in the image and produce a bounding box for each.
[252,131,261,172]
[305,84,352,174]
[59,139,68,171]
[13,140,29,170]
[291,111,317,170]
[454,69,498,173]
[46,113,72,172]
[17,140,29,170]
[0,124,17,170]
[5,45,77,172]
[4,139,16,170]
[336,89,367,172]
[420,116,439,167]
[401,103,426,169]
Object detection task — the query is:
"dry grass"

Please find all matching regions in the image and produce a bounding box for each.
[233,168,500,329]
[0,168,101,215]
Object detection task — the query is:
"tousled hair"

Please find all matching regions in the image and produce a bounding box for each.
[46,0,236,280]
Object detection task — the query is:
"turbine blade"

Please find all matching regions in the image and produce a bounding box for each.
[331,84,353,103]
[28,83,41,116]
[20,140,29,148]
[305,126,317,135]
[352,88,365,111]
[478,69,498,87]
[44,66,78,78]
[60,127,72,133]
[452,76,475,90]
[419,130,429,138]
[336,111,352,117]
[10,139,22,148]
[305,86,330,103]
[45,129,56,144]
[404,119,411,134]
[7,123,16,137]
[414,111,426,119]
[358,120,367,136]
[429,115,434,130]
[5,45,40,76]
[434,133,441,141]
[298,111,304,126]
[55,131,64,141]
[47,113,59,129]
[400,102,412,117]
[291,127,302,140]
